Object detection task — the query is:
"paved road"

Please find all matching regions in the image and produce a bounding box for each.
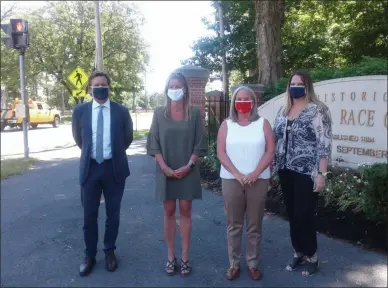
[0,112,153,158]
[1,125,75,158]
[1,140,387,287]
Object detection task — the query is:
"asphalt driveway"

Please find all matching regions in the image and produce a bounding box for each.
[1,139,386,287]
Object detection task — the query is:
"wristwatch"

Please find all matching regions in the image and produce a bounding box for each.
[188,160,195,169]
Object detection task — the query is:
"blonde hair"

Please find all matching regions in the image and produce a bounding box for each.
[229,86,260,122]
[283,71,327,115]
[163,72,191,120]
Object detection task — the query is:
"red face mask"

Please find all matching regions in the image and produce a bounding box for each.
[235,100,252,114]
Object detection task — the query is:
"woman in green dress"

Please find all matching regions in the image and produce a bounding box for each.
[146,72,207,277]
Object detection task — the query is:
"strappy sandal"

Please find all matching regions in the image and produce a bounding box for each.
[165,257,177,276]
[180,259,192,277]
[301,256,319,277]
[285,252,305,271]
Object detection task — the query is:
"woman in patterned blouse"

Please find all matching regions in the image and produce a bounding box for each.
[273,71,332,276]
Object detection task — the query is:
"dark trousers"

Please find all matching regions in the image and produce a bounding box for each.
[278,169,318,257]
[82,159,125,258]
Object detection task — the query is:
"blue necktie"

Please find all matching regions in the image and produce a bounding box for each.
[95,105,104,164]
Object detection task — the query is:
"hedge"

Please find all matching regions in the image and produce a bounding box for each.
[262,57,388,102]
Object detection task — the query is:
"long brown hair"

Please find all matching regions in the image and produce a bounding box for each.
[163,72,191,120]
[283,71,327,115]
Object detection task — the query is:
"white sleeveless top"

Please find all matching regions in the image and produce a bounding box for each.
[220,117,270,179]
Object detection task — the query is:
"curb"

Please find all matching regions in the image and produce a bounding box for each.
[1,143,77,158]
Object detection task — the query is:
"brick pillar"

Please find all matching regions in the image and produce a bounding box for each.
[173,65,209,126]
[231,84,265,106]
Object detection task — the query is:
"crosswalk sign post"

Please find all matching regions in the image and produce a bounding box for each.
[67,66,88,90]
[72,89,87,98]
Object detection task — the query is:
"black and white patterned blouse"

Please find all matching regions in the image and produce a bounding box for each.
[273,103,332,180]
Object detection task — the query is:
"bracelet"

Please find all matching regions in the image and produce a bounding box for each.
[318,171,328,178]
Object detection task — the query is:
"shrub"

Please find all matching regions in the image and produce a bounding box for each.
[323,163,388,224]
[200,141,220,180]
[262,57,388,102]
[361,163,388,224]
[323,169,366,213]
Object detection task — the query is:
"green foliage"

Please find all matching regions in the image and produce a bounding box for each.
[323,169,366,213]
[362,164,388,224]
[200,141,220,176]
[183,0,256,83]
[262,57,388,102]
[184,0,387,84]
[148,92,166,109]
[323,163,388,224]
[1,1,148,106]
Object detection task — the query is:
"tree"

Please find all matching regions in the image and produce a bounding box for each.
[0,1,148,106]
[254,0,285,85]
[184,0,387,85]
[183,1,256,83]
[149,92,165,109]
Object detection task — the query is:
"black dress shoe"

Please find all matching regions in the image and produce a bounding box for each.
[79,257,96,277]
[105,250,118,272]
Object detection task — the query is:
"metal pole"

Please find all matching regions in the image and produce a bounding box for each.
[135,113,138,132]
[60,88,65,115]
[218,1,229,102]
[95,1,103,71]
[132,90,136,111]
[132,90,137,131]
[19,48,29,158]
[144,71,147,111]
[1,85,8,109]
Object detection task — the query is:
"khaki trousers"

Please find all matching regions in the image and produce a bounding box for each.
[222,178,269,269]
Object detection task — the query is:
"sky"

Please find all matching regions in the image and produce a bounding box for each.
[1,0,216,94]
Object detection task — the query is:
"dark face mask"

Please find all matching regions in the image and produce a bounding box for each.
[92,86,109,101]
[289,86,306,99]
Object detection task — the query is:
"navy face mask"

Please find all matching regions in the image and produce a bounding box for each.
[289,86,306,99]
[92,86,109,100]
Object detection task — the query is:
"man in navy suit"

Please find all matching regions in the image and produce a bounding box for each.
[72,71,133,277]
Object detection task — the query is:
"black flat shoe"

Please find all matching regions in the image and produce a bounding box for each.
[285,253,305,271]
[301,255,319,276]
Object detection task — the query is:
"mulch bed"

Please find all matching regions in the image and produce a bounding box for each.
[200,169,387,254]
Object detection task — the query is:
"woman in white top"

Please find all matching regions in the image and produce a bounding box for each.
[216,86,275,281]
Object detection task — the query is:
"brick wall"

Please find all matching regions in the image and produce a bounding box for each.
[188,78,207,118]
[173,64,210,128]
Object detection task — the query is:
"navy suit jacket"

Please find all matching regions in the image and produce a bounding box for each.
[71,100,133,185]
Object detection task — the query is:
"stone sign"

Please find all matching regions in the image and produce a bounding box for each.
[257,75,387,167]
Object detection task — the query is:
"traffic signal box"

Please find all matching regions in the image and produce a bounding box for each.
[1,19,29,50]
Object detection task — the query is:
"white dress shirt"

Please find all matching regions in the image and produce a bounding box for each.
[91,99,112,160]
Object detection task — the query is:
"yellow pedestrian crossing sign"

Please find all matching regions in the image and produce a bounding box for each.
[72,89,87,98]
[67,66,88,89]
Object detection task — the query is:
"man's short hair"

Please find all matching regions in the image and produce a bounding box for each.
[87,71,111,87]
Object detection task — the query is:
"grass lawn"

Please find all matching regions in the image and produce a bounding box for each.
[1,158,37,180]
[133,129,149,140]
[60,115,149,139]
[61,115,72,124]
